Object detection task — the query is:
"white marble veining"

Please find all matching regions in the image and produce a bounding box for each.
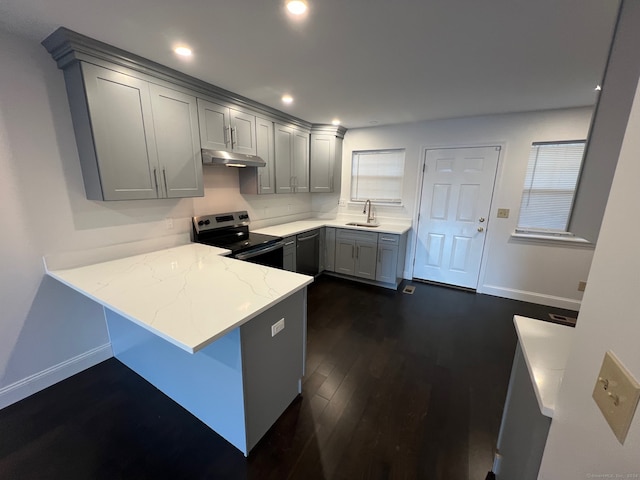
[45,243,313,354]
[254,219,411,237]
[514,315,575,417]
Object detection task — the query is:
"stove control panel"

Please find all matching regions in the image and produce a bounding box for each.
[192,211,251,234]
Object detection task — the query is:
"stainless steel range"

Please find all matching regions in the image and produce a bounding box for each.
[192,211,285,269]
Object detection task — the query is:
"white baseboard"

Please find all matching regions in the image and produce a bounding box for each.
[0,343,113,410]
[479,285,581,311]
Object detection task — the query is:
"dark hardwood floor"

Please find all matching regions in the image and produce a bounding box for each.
[0,276,577,480]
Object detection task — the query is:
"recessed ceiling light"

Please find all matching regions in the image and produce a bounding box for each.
[282,94,294,104]
[595,85,602,91]
[332,119,341,126]
[286,0,308,15]
[174,46,192,57]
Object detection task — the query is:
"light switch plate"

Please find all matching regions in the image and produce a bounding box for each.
[592,351,640,444]
[497,208,510,219]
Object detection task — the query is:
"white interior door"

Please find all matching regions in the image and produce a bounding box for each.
[413,146,500,289]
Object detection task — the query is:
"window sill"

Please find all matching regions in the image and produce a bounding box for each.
[510,231,594,248]
[347,201,404,208]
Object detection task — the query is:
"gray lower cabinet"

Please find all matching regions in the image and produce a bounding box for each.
[335,229,378,280]
[65,62,203,200]
[283,236,297,272]
[495,344,551,480]
[197,98,257,156]
[275,124,310,193]
[240,290,306,452]
[239,117,276,194]
[376,234,400,283]
[325,227,336,272]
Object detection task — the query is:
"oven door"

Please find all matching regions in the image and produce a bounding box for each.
[234,241,285,269]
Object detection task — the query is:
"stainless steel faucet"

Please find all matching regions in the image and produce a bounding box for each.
[363,199,374,223]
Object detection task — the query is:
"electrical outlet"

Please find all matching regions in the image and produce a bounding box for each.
[592,351,640,444]
[497,208,510,219]
[271,318,285,337]
[338,199,347,207]
[165,217,174,229]
[578,281,587,292]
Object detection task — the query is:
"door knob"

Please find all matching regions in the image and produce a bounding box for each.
[479,217,485,223]
[477,227,485,232]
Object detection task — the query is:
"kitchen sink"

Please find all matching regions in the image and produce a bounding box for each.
[345,222,379,228]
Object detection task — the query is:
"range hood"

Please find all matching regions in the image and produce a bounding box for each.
[201,149,266,168]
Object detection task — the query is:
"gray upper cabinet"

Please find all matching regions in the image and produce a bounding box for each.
[275,124,310,194]
[197,98,257,156]
[149,84,203,199]
[70,62,202,200]
[239,117,276,195]
[42,28,329,201]
[310,126,345,193]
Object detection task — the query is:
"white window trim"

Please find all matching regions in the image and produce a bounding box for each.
[510,230,593,247]
[347,200,406,208]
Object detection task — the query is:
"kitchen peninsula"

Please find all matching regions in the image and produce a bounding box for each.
[45,243,313,455]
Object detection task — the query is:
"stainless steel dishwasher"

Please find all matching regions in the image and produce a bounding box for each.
[296,229,320,276]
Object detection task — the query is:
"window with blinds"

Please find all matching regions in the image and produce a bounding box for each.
[516,141,586,234]
[350,149,405,204]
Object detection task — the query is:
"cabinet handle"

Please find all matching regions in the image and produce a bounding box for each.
[226,126,232,147]
[153,168,159,196]
[284,241,295,246]
[380,236,394,242]
[351,245,354,259]
[378,249,381,263]
[356,245,359,259]
[162,168,168,196]
[231,126,237,148]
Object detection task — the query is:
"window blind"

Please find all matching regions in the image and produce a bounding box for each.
[517,141,586,233]
[351,150,405,203]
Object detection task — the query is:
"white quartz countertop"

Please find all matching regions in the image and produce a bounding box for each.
[45,243,313,354]
[514,315,575,417]
[254,219,411,237]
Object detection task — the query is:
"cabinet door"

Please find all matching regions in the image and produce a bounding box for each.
[310,134,335,193]
[82,63,159,200]
[334,239,355,275]
[292,129,310,193]
[318,228,326,272]
[274,124,294,194]
[149,85,203,198]
[283,237,297,272]
[376,244,399,283]
[355,241,378,280]
[230,109,257,156]
[255,117,275,194]
[197,99,230,151]
[325,227,336,272]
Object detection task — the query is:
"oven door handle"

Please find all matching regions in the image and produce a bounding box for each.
[234,241,285,260]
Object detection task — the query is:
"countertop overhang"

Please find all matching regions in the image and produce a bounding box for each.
[45,243,314,354]
[514,315,575,417]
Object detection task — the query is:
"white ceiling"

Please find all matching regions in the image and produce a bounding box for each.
[0,0,620,128]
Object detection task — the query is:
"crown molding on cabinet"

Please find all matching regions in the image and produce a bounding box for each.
[310,124,347,138]
[41,27,314,131]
